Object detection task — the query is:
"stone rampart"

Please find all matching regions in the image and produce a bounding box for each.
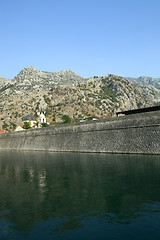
[0,111,160,154]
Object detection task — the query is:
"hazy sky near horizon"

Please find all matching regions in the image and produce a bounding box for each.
[1,0,160,78]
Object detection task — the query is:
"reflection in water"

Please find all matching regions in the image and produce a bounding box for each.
[0,151,160,239]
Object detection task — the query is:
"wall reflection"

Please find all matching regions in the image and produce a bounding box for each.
[0,150,160,235]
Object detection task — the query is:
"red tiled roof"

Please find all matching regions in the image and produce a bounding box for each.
[0,130,5,133]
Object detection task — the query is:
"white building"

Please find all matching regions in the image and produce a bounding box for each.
[38,112,46,124]
[38,112,49,128]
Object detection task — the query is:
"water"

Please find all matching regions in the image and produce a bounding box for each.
[0,151,160,240]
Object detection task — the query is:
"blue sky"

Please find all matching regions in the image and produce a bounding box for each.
[0,0,160,78]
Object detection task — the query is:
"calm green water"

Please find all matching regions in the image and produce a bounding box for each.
[0,151,160,240]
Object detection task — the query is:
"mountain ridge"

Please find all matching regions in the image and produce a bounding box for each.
[1,66,160,89]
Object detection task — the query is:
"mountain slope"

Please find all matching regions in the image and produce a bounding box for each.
[0,67,160,131]
[125,76,160,89]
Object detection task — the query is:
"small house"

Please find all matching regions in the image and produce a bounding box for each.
[23,114,37,127]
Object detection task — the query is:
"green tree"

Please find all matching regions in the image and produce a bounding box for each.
[62,115,71,124]
[2,122,9,130]
[11,123,17,130]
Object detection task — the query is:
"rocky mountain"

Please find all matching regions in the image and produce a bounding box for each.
[125,76,160,89]
[0,67,160,131]
[0,75,7,86]
[13,66,86,89]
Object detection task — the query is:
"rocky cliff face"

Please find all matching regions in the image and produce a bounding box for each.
[0,67,160,131]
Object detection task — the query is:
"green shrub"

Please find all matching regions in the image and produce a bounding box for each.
[41,123,49,127]
[100,86,117,102]
[23,122,31,129]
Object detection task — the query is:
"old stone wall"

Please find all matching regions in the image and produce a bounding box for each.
[0,111,160,154]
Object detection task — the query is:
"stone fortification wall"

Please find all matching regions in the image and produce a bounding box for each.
[0,111,160,154]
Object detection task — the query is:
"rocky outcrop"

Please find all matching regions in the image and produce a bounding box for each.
[13,66,86,90]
